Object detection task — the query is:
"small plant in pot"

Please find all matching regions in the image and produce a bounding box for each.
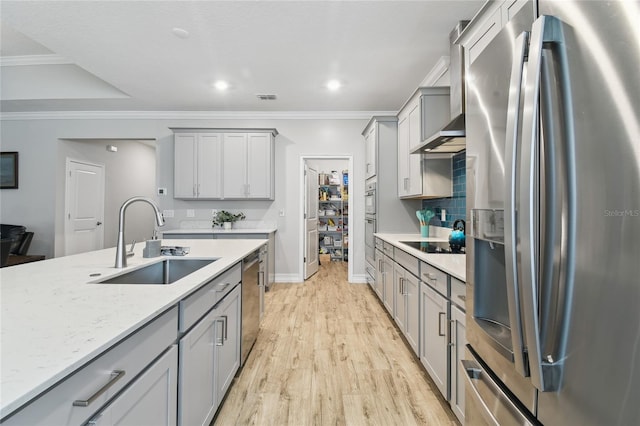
[212,210,246,230]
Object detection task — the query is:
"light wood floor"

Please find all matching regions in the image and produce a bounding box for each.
[214,261,458,426]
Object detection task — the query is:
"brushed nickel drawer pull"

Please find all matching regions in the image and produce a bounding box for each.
[73,370,126,407]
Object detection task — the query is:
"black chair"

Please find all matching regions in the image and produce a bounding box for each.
[0,224,33,256]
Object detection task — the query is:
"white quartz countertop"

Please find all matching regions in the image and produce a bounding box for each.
[162,228,277,234]
[0,239,266,418]
[374,233,466,281]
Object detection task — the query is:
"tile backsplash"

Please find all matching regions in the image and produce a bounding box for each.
[422,152,466,229]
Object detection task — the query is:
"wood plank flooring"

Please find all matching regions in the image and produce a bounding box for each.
[214,261,458,426]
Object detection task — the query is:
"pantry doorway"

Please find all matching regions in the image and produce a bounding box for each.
[300,156,352,282]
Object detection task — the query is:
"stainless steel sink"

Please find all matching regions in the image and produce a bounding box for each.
[96,258,217,285]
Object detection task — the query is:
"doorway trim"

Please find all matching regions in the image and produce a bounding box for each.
[299,155,353,283]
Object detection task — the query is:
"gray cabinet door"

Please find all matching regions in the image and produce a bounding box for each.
[179,305,220,426]
[420,284,448,399]
[222,133,248,198]
[382,255,394,314]
[215,285,241,405]
[393,263,407,332]
[89,345,178,426]
[450,304,466,423]
[404,272,420,355]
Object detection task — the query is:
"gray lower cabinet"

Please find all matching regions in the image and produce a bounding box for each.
[449,303,466,423]
[178,284,241,426]
[393,262,420,355]
[374,248,384,300]
[420,283,449,399]
[88,345,178,426]
[382,254,394,313]
[1,307,179,426]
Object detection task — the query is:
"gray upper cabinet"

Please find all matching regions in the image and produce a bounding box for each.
[460,0,531,66]
[397,88,452,199]
[173,128,277,200]
[362,116,398,183]
[174,132,222,199]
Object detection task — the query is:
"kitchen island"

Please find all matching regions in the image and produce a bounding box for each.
[0,239,265,423]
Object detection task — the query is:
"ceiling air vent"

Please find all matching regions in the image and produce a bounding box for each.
[256,94,277,101]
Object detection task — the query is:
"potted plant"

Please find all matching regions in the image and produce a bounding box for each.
[212,210,246,230]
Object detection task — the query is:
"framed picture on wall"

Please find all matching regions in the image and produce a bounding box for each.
[0,152,19,189]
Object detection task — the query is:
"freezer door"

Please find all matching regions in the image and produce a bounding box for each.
[529,1,640,424]
[466,0,537,414]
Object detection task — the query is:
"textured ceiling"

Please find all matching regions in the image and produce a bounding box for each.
[0,1,482,113]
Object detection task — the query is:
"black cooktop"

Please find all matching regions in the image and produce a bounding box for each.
[399,241,465,254]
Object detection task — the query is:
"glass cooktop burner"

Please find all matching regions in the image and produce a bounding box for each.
[399,241,465,254]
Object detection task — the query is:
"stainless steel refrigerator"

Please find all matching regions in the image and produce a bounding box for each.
[464,1,640,424]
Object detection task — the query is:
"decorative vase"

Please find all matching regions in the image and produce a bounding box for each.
[223,222,232,230]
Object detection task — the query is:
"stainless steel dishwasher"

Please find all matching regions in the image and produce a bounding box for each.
[241,249,261,366]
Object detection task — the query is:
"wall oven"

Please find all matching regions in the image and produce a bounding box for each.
[365,182,376,215]
[364,182,376,269]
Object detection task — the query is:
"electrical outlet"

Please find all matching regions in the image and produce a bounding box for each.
[186,209,195,218]
[163,209,174,218]
[441,209,447,222]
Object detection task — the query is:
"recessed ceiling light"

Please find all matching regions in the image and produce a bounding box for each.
[171,27,189,39]
[214,81,229,91]
[326,79,342,91]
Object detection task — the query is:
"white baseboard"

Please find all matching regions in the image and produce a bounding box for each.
[274,274,302,283]
[350,274,368,284]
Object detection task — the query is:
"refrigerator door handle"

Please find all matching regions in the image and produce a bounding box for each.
[520,15,574,393]
[504,30,530,379]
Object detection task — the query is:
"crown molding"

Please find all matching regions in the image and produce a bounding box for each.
[0,54,72,67]
[419,56,450,87]
[0,110,395,121]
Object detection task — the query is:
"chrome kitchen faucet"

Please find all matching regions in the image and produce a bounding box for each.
[115,196,165,268]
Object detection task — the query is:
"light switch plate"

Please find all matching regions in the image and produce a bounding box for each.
[186,209,195,218]
[163,210,175,218]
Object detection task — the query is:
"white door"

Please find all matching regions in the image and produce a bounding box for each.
[65,159,105,256]
[304,164,319,279]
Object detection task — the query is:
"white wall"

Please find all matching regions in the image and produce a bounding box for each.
[57,139,156,254]
[0,116,368,282]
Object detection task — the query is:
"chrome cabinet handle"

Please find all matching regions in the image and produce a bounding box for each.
[73,370,126,407]
[215,316,228,346]
[423,272,437,281]
[214,282,231,293]
[438,312,446,337]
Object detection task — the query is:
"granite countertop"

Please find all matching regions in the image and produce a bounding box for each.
[162,227,277,234]
[0,239,266,418]
[374,233,466,281]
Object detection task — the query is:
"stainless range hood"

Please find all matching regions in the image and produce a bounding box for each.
[411,21,469,155]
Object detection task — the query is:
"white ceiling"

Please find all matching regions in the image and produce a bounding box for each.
[0,1,482,114]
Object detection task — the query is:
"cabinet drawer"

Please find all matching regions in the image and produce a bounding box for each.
[375,237,383,251]
[179,264,241,332]
[382,242,394,257]
[451,277,466,311]
[394,248,419,278]
[3,307,178,426]
[420,262,448,296]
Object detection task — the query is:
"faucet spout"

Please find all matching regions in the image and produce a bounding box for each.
[115,196,165,268]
